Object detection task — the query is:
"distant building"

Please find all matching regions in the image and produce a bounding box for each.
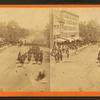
[50,9,79,47]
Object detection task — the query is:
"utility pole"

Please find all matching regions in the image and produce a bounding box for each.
[50,8,53,49]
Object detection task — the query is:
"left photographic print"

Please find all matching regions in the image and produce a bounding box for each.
[0,8,50,92]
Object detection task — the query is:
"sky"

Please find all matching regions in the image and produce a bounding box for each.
[60,8,100,24]
[0,8,100,30]
[0,8,50,30]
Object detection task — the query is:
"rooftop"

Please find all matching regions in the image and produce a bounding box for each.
[61,10,79,18]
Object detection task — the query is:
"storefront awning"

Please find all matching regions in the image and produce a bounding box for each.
[66,38,74,42]
[54,38,66,42]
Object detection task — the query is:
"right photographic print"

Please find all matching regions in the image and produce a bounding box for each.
[50,8,100,92]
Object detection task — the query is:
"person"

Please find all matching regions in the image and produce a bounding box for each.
[17,52,21,62]
[54,49,59,63]
[20,55,25,64]
[36,70,45,81]
[23,53,27,63]
[34,50,39,64]
[40,70,45,80]
[51,48,55,57]
[36,71,42,81]
[97,50,100,63]
[27,53,32,63]
[58,47,63,61]
[66,46,69,59]
[74,43,78,53]
[39,50,43,64]
[62,45,65,53]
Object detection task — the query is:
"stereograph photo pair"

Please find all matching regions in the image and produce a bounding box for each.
[0,7,99,92]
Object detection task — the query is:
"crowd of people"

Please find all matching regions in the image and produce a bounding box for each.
[51,42,70,63]
[51,40,86,63]
[17,45,43,65]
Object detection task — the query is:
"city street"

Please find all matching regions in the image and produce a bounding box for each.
[0,45,50,92]
[50,44,100,91]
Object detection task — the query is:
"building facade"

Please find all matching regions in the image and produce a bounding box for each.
[51,8,79,44]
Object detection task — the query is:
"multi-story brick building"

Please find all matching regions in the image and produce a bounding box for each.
[50,8,79,47]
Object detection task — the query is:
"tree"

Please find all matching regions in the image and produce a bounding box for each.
[79,20,100,43]
[5,21,29,44]
[79,21,87,40]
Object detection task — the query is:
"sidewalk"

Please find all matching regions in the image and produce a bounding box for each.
[70,44,89,56]
[0,44,12,52]
[0,45,9,51]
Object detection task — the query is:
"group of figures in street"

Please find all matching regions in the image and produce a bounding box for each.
[51,42,70,63]
[50,39,88,63]
[16,45,46,81]
[17,45,43,65]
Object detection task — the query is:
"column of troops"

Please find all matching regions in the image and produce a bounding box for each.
[17,46,43,65]
[51,42,70,63]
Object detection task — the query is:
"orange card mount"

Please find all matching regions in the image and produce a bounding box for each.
[0,4,100,97]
